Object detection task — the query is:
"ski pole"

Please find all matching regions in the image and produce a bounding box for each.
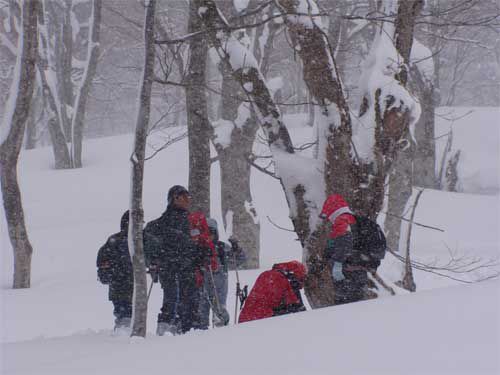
[146,278,154,303]
[370,270,396,295]
[233,251,241,324]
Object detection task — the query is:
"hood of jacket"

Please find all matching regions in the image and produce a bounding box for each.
[272,261,306,288]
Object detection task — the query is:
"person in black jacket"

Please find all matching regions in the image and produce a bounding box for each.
[144,185,200,336]
[96,211,160,331]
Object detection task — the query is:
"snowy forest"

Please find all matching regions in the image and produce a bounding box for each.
[1,0,499,374]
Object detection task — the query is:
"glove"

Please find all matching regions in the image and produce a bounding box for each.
[332,262,345,282]
[148,264,160,283]
[228,237,240,251]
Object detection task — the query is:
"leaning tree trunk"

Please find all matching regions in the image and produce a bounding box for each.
[129,0,156,338]
[70,0,102,168]
[276,0,423,307]
[0,0,39,289]
[186,0,211,214]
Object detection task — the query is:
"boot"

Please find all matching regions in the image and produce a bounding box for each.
[156,322,178,336]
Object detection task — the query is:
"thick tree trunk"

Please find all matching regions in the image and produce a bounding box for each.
[129,0,156,338]
[0,0,39,289]
[217,66,260,267]
[186,0,210,214]
[215,4,279,269]
[70,0,102,168]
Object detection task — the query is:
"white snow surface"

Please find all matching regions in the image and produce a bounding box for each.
[1,111,499,374]
[3,281,499,375]
[435,107,500,194]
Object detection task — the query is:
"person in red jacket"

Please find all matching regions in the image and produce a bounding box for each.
[319,194,367,305]
[238,260,306,323]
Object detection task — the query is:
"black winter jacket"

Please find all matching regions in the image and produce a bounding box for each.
[144,205,199,274]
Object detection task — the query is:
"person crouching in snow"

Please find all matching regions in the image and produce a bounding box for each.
[238,261,306,323]
[319,194,367,305]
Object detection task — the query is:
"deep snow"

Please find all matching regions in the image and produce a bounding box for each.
[1,109,499,374]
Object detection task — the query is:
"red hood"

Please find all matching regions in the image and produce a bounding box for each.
[272,261,306,286]
[320,194,356,238]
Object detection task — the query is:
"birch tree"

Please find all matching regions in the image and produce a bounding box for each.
[70,0,102,168]
[37,0,71,168]
[0,0,39,289]
[128,0,157,338]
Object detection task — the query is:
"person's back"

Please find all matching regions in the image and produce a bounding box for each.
[238,261,306,323]
[96,211,133,331]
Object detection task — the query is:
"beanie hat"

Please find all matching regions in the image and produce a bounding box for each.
[167,185,189,206]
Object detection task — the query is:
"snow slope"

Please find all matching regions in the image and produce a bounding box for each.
[3,281,499,375]
[1,109,499,374]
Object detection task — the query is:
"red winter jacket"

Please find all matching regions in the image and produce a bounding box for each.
[319,194,356,239]
[238,261,306,323]
[188,212,218,287]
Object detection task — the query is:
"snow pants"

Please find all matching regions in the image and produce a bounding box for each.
[333,270,368,305]
[158,269,198,334]
[196,269,229,329]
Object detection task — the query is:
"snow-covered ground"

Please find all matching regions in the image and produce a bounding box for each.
[1,109,499,374]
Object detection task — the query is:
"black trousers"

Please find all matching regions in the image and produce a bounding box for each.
[158,269,198,334]
[333,270,368,305]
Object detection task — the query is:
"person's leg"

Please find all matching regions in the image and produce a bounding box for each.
[197,284,210,329]
[112,300,132,329]
[177,270,197,334]
[214,270,228,309]
[157,271,179,335]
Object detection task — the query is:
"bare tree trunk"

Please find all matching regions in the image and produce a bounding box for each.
[384,144,413,252]
[37,1,72,169]
[129,0,156,338]
[0,0,39,289]
[216,64,260,267]
[412,67,437,188]
[215,3,278,269]
[70,0,102,168]
[186,0,210,214]
[25,87,40,150]
[55,0,74,140]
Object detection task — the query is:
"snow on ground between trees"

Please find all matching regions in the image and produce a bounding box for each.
[1,110,499,374]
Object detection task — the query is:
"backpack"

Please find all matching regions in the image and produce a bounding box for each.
[351,215,387,269]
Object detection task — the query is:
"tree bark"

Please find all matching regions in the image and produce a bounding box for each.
[384,143,413,252]
[186,0,211,215]
[129,0,157,338]
[412,66,437,188]
[70,0,102,168]
[215,3,278,269]
[216,68,260,267]
[37,1,72,169]
[0,0,39,289]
